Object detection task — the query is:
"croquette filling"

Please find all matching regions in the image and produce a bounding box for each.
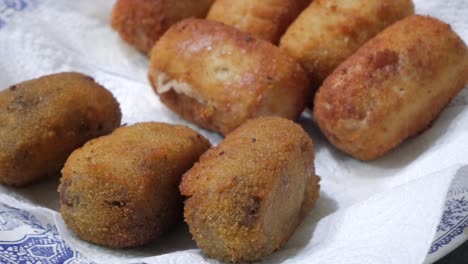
[156,72,206,104]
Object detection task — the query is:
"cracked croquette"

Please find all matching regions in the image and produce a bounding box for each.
[148,19,310,135]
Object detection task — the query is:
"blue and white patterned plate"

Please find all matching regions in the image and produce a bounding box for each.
[0,201,91,264]
[426,183,468,263]
[0,0,40,29]
[0,1,467,263]
[1,185,467,264]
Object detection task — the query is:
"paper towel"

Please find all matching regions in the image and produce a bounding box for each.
[0,0,467,263]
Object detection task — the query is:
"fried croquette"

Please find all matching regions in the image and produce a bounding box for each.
[313,15,468,160]
[180,116,320,262]
[207,0,311,44]
[111,0,215,54]
[59,122,211,248]
[280,0,414,91]
[149,19,310,135]
[0,72,121,186]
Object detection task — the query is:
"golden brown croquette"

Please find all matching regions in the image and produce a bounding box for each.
[280,0,414,92]
[0,72,121,186]
[207,0,311,44]
[180,116,320,262]
[149,19,310,135]
[59,122,211,248]
[313,15,468,160]
[111,0,215,54]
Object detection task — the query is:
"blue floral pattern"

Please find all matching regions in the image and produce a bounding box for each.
[0,0,467,262]
[429,187,468,254]
[0,203,91,264]
[0,0,40,29]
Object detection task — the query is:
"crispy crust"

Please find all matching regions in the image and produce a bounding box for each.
[313,15,468,160]
[180,117,320,262]
[59,123,211,248]
[207,0,311,44]
[280,0,414,92]
[149,19,310,135]
[111,0,214,54]
[0,72,121,186]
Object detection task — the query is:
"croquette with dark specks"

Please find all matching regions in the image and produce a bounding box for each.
[59,122,211,248]
[180,117,320,262]
[0,72,121,186]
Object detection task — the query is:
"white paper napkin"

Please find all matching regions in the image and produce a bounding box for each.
[0,0,467,263]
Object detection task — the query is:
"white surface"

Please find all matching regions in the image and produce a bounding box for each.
[0,0,467,263]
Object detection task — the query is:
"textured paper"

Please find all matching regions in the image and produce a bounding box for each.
[0,0,467,263]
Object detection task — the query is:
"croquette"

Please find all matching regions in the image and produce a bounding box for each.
[0,72,121,186]
[149,19,310,135]
[111,0,215,54]
[59,122,211,248]
[313,15,468,160]
[207,0,311,44]
[180,116,320,262]
[280,0,414,91]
